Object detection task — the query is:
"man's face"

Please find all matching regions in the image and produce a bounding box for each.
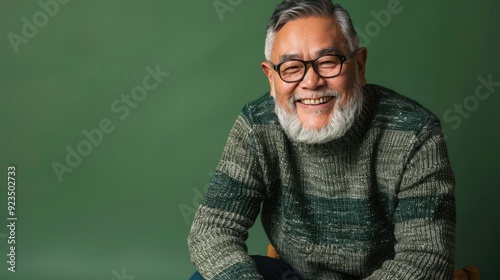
[262,16,367,131]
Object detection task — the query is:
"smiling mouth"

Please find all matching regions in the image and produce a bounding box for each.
[297,96,334,105]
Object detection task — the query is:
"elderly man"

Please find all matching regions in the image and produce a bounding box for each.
[188,0,455,279]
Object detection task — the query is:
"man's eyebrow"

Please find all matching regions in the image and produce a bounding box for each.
[316,46,341,56]
[278,53,300,63]
[277,47,342,63]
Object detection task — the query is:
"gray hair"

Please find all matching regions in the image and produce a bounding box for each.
[264,0,359,61]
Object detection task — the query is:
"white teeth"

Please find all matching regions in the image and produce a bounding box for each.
[300,96,333,105]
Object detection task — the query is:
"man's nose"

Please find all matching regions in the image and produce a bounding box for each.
[300,64,326,89]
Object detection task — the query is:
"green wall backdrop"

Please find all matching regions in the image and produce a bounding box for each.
[1,0,499,279]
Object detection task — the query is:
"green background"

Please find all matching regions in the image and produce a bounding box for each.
[1,0,498,279]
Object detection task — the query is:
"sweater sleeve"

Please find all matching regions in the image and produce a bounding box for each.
[365,123,456,280]
[187,115,266,280]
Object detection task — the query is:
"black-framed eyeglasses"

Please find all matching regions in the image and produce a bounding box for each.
[270,49,359,83]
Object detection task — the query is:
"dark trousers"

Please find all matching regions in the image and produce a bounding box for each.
[189,255,304,279]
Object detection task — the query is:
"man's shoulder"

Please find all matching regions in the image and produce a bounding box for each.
[367,84,441,132]
[240,92,280,126]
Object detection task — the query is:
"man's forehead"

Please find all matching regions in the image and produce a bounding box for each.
[271,16,346,61]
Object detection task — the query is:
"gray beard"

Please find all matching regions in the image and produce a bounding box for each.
[275,82,364,144]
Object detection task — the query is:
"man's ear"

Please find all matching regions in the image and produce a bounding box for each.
[261,61,276,97]
[355,47,368,86]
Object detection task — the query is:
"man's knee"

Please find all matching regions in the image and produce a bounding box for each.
[252,255,303,279]
[189,256,302,280]
[189,271,204,280]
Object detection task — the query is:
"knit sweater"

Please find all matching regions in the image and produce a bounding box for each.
[188,84,456,280]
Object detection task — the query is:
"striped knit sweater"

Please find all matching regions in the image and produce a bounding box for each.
[188,84,456,280]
